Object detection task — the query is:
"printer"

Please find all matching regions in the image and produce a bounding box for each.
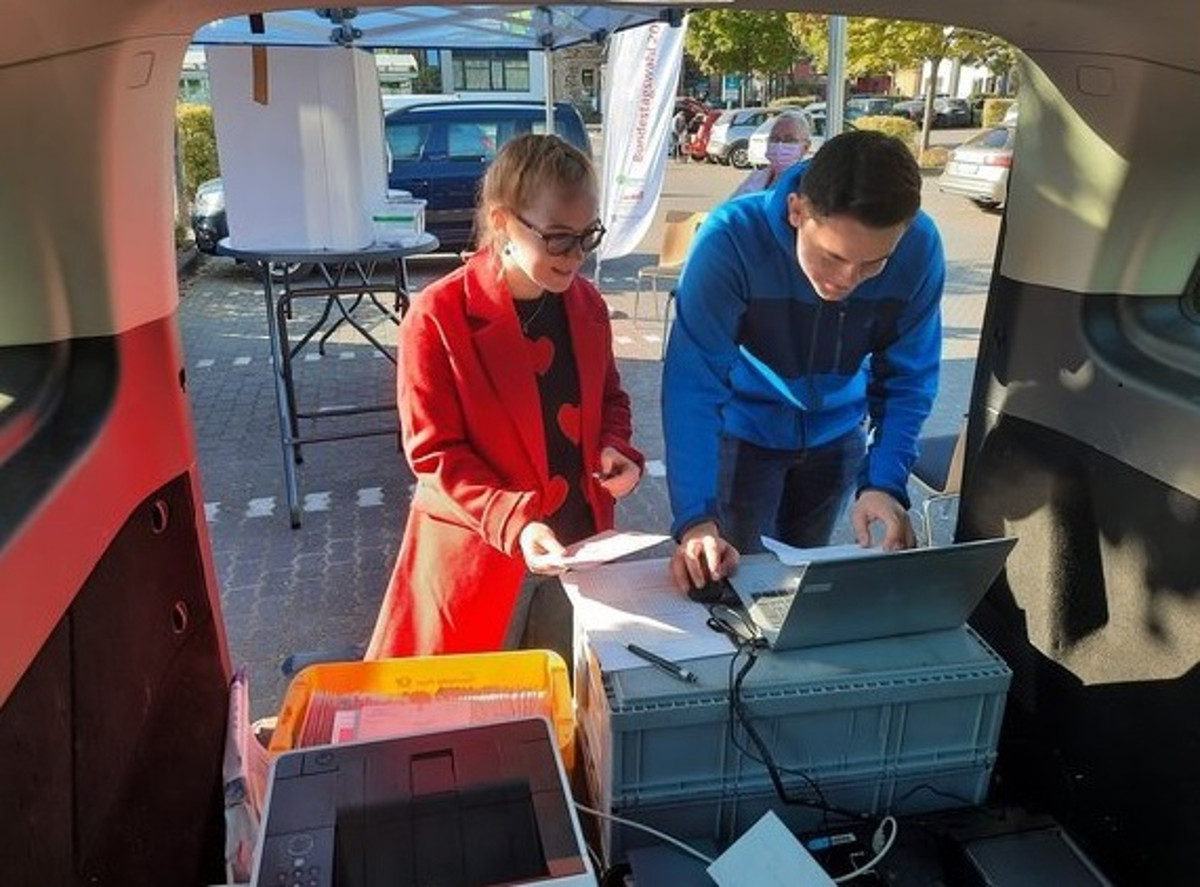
[252,718,594,887]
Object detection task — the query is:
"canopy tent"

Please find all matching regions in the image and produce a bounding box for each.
[193,5,687,257]
[192,5,679,50]
[192,5,681,131]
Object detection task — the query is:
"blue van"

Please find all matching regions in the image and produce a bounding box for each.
[385,100,592,249]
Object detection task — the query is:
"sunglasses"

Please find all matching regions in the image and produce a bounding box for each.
[514,213,606,256]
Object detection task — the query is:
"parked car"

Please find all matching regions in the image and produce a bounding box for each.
[674,96,708,122]
[189,177,227,255]
[190,100,591,258]
[383,100,590,249]
[938,124,1015,208]
[892,96,973,127]
[846,96,898,119]
[706,107,779,167]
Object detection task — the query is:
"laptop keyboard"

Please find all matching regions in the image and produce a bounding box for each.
[749,591,793,631]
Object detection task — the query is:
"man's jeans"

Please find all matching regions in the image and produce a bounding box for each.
[716,427,867,554]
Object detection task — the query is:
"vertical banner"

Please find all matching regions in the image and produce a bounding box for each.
[595,18,687,268]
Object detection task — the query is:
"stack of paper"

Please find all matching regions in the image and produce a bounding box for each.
[563,557,735,671]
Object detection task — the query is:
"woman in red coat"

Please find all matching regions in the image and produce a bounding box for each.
[367,135,644,657]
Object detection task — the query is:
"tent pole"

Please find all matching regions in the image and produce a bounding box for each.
[544,49,554,134]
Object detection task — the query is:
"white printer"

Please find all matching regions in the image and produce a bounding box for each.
[252,718,594,887]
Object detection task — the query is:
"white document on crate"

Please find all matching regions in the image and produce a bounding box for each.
[760,535,874,566]
[555,529,670,571]
[562,557,736,672]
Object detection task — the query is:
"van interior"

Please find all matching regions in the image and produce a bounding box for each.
[0,0,1196,884]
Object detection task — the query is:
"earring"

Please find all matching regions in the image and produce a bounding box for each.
[502,241,513,257]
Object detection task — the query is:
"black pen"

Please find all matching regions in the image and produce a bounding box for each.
[626,643,698,683]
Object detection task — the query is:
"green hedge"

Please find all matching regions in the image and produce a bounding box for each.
[982,98,1016,128]
[769,95,820,109]
[177,103,219,198]
[852,114,918,151]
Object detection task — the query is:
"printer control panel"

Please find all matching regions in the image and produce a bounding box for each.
[260,827,334,887]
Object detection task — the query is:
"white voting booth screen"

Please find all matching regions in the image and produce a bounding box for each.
[208,45,388,251]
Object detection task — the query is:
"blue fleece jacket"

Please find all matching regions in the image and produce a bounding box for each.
[662,162,944,538]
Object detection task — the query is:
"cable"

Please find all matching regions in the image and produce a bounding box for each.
[891,781,977,810]
[585,843,606,881]
[724,643,868,825]
[832,815,898,883]
[574,802,716,867]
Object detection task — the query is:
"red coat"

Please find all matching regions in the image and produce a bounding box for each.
[366,252,643,657]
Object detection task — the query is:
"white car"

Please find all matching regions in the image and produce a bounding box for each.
[938,124,1016,208]
[706,107,778,168]
[747,109,824,167]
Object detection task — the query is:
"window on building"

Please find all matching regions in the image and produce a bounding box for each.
[580,68,596,95]
[452,51,531,92]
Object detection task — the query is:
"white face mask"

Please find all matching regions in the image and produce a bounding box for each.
[766,141,805,171]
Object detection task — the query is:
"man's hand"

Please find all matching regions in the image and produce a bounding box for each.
[596,447,641,500]
[851,490,916,551]
[670,521,740,592]
[519,521,566,574]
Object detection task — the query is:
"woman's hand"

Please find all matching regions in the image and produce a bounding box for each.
[595,447,641,500]
[519,521,566,574]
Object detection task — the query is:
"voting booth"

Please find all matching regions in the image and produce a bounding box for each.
[208,45,388,251]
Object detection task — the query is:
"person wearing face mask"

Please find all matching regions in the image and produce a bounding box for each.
[662,130,945,593]
[730,113,812,199]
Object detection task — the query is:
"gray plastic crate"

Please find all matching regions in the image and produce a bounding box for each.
[597,755,996,863]
[576,625,1011,856]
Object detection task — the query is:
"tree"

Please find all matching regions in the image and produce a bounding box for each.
[413,65,442,94]
[853,20,993,152]
[974,34,1019,94]
[685,10,798,104]
[787,14,889,78]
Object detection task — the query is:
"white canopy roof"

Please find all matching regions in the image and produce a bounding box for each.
[193,5,683,50]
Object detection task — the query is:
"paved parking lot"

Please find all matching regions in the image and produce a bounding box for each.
[178,153,1001,716]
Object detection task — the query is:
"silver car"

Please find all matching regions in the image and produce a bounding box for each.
[706,107,778,168]
[938,124,1015,208]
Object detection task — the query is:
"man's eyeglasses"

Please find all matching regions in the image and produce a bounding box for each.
[514,213,606,256]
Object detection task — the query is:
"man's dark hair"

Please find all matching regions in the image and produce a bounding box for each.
[797,130,921,227]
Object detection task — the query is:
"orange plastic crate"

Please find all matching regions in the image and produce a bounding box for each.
[270,650,575,768]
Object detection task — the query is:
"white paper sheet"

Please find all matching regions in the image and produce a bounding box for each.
[761,536,877,567]
[707,812,836,887]
[556,529,670,571]
[563,557,736,671]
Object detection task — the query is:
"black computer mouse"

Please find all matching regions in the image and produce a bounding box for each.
[687,576,739,606]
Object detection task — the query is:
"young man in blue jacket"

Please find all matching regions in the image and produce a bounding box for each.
[663,130,944,590]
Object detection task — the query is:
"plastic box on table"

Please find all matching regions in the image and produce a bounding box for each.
[372,196,427,244]
[270,650,575,768]
[575,625,1011,863]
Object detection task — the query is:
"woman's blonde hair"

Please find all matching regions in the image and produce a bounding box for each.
[475,133,597,254]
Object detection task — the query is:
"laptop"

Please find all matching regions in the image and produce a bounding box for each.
[728,537,1017,650]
